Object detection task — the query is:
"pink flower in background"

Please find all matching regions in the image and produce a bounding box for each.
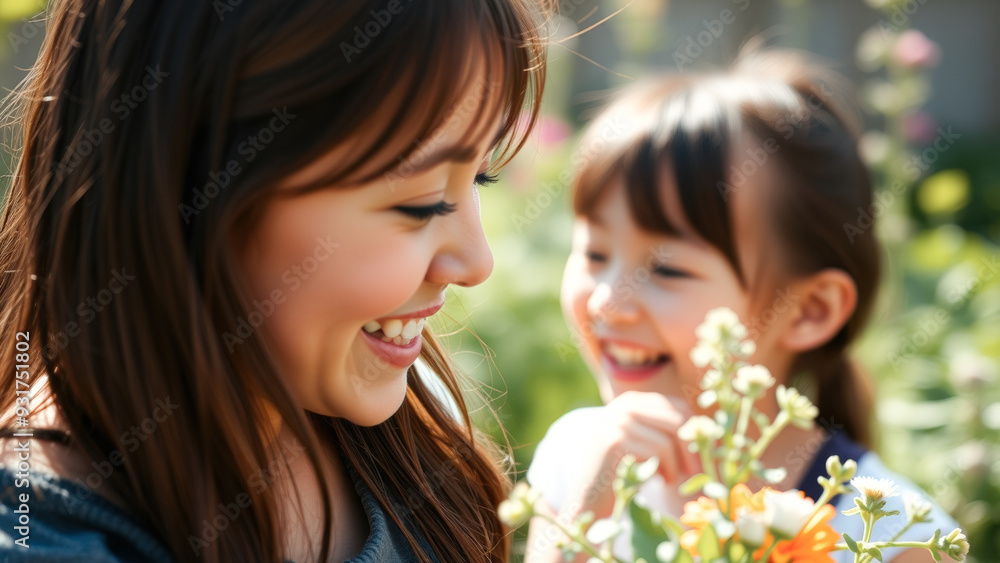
[893,30,940,70]
[903,111,937,145]
[518,112,571,150]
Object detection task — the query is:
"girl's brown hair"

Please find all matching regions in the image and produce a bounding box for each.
[571,47,879,447]
[0,0,547,561]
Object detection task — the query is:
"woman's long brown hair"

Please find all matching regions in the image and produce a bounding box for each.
[571,46,879,448]
[0,0,547,561]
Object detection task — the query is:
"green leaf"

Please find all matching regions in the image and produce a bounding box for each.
[585,518,622,545]
[661,516,687,538]
[679,473,710,496]
[630,502,672,562]
[697,523,721,560]
[867,546,884,562]
[674,548,695,563]
[843,533,860,554]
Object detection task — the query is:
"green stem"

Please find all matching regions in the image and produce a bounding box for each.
[888,519,915,543]
[833,538,942,563]
[749,411,789,460]
[735,396,753,439]
[599,493,630,561]
[535,514,625,563]
[803,482,836,528]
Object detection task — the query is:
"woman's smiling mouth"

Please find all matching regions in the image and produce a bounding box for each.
[360,303,443,368]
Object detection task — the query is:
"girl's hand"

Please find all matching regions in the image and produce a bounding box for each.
[559,391,700,520]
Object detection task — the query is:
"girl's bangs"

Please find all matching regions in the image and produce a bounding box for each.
[572,85,745,283]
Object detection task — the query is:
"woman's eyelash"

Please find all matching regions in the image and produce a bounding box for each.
[474,172,499,187]
[395,201,458,220]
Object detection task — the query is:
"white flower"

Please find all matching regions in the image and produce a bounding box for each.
[764,489,816,539]
[701,369,724,390]
[940,529,970,561]
[695,307,746,343]
[732,365,775,398]
[689,342,719,368]
[903,492,933,524]
[850,476,900,504]
[735,506,768,547]
[677,415,724,443]
[776,385,818,429]
[498,482,540,528]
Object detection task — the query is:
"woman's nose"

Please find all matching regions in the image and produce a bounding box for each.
[425,201,494,288]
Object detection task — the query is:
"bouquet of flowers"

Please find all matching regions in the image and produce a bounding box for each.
[500,308,970,563]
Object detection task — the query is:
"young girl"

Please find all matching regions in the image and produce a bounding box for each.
[525,48,959,562]
[0,0,546,561]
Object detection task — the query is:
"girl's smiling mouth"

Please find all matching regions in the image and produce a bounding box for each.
[599,339,672,382]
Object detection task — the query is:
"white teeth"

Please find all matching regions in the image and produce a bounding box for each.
[382,319,403,338]
[605,343,667,367]
[364,317,427,346]
[400,319,419,340]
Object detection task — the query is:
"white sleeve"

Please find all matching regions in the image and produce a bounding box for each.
[526,407,603,512]
[829,452,961,563]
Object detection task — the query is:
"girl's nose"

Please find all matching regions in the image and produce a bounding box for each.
[586,277,641,326]
[425,204,494,288]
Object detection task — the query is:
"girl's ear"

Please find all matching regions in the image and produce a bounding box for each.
[780,268,858,352]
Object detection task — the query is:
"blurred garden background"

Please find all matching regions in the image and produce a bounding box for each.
[3,0,999,561]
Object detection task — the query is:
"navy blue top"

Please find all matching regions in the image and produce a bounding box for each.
[793,429,868,506]
[0,458,436,562]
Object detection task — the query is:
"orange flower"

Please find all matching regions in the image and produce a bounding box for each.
[765,500,837,563]
[678,485,837,563]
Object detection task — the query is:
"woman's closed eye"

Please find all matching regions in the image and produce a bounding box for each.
[394,173,497,220]
[474,172,499,187]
